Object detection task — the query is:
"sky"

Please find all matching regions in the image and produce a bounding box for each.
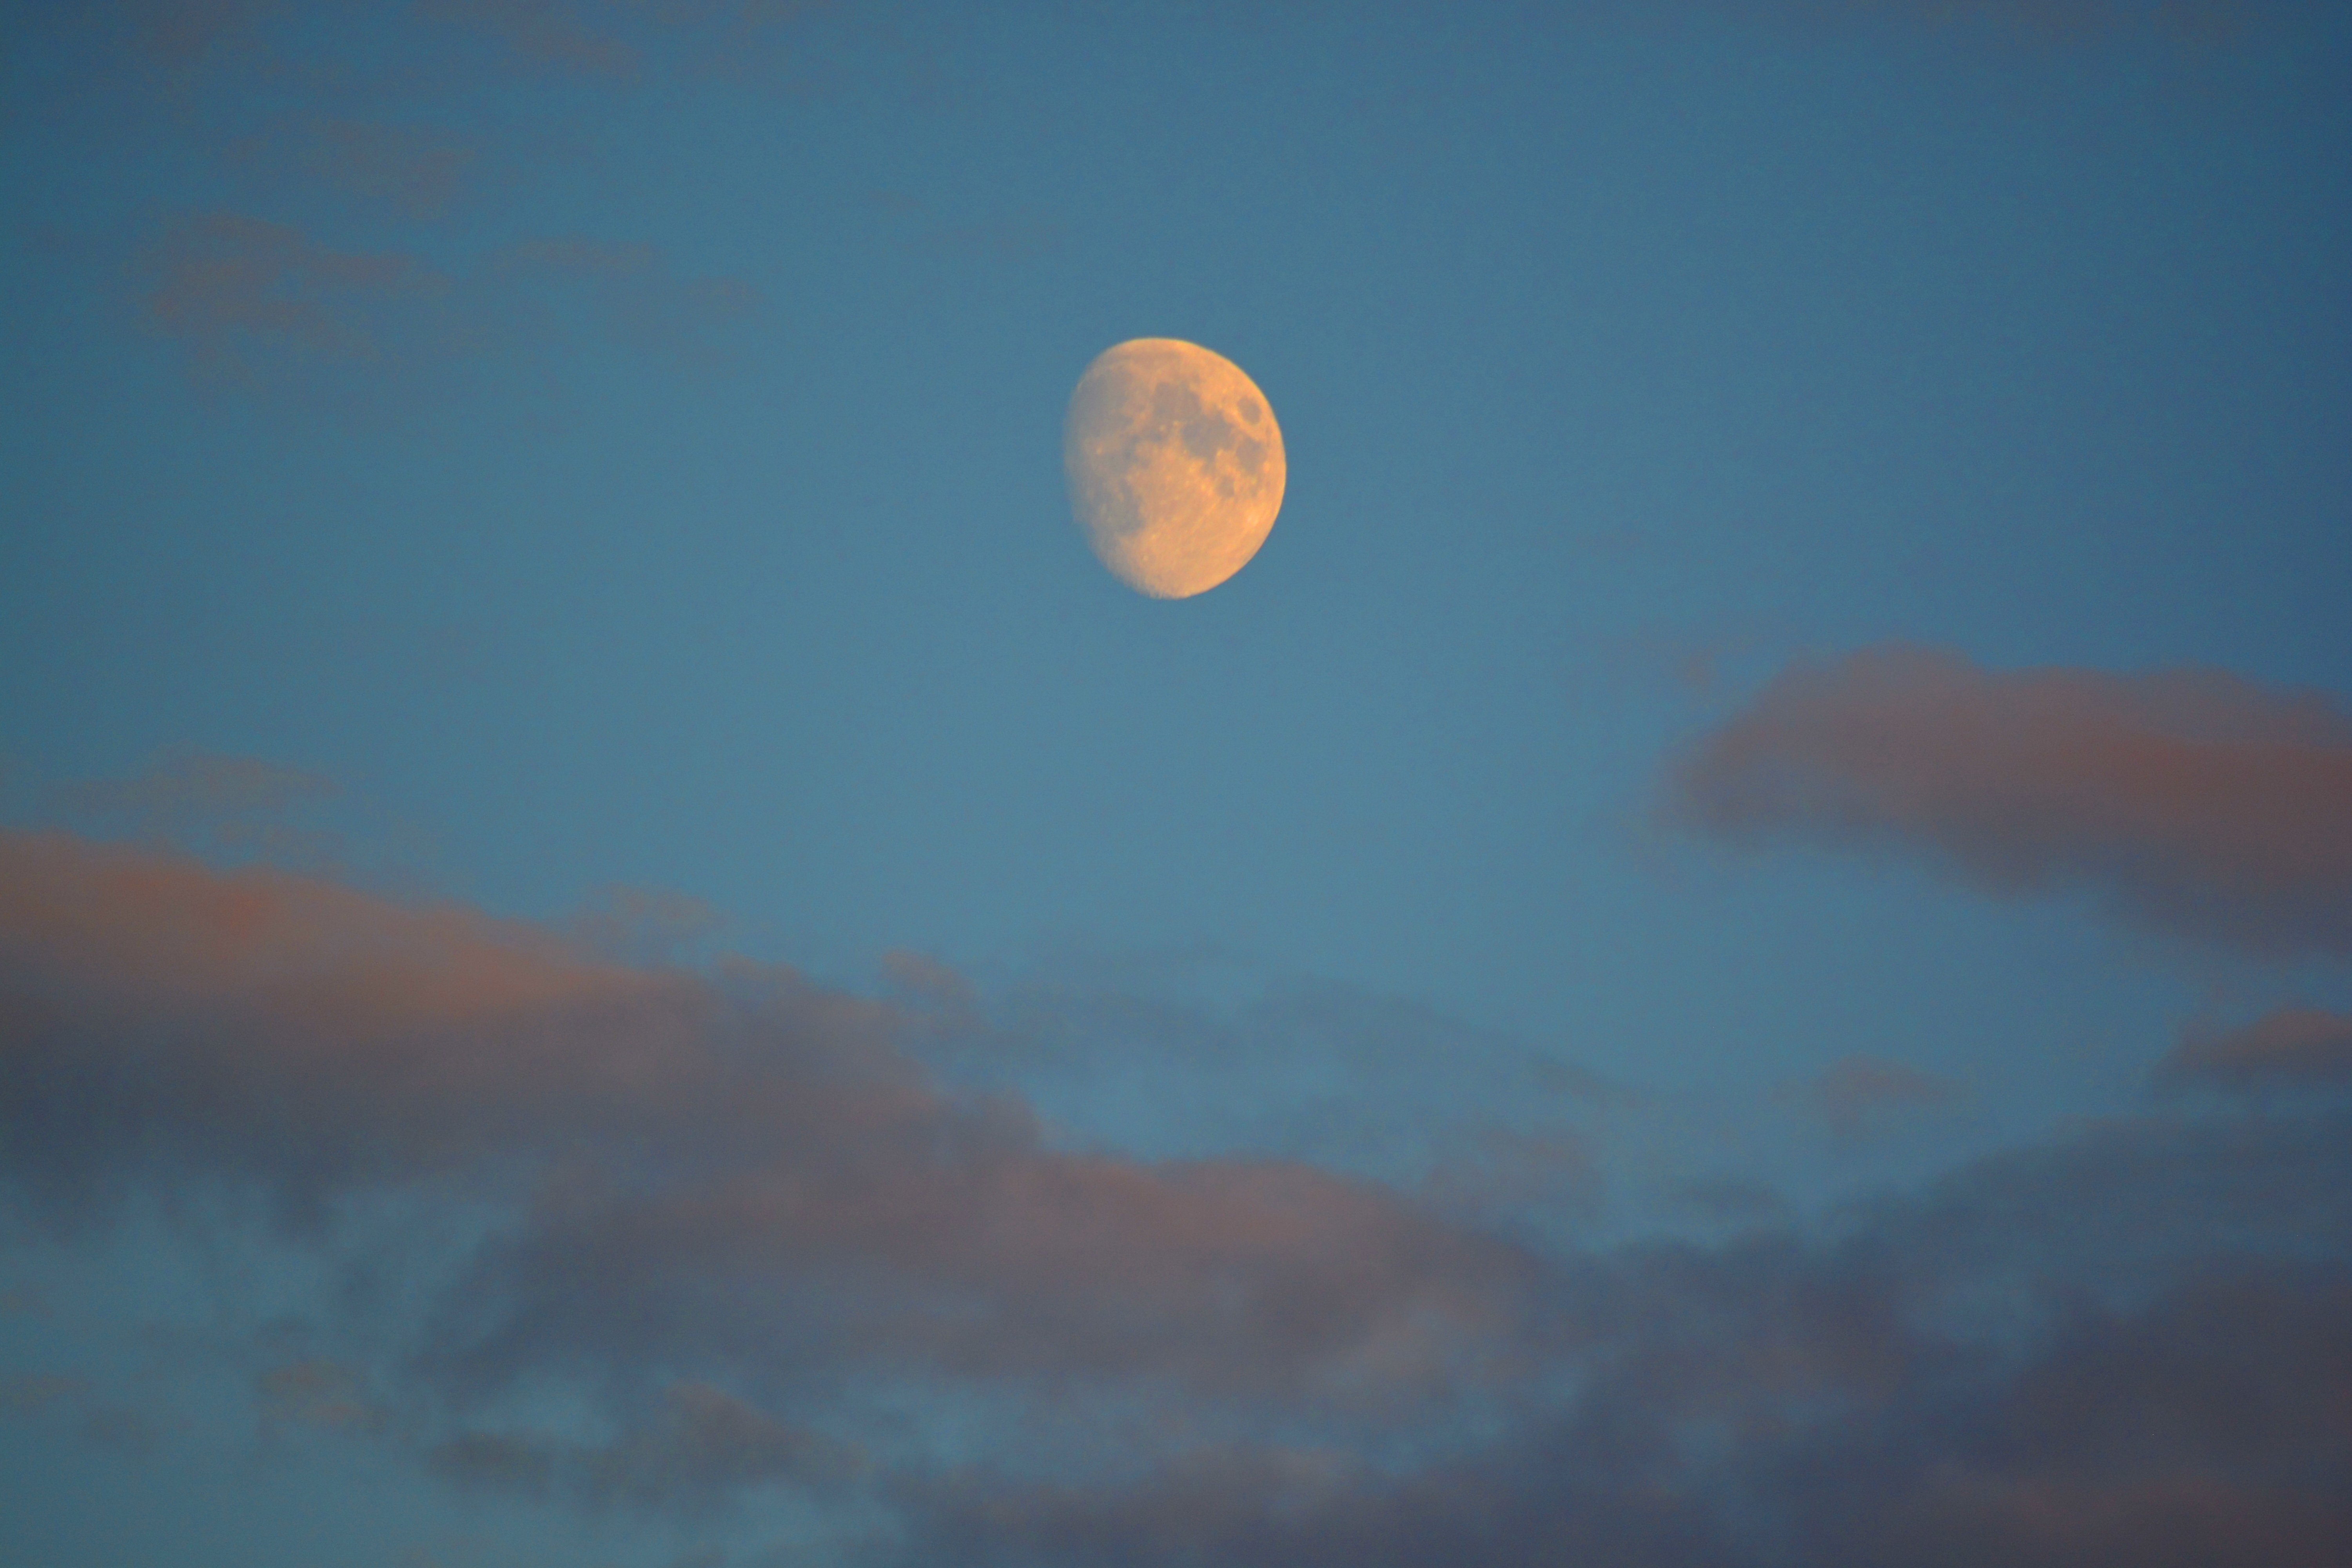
[2,1,2350,1564]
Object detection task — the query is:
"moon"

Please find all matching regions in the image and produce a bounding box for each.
[1063,338,1286,599]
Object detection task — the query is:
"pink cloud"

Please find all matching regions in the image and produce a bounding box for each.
[1665,644,2352,953]
[0,829,653,1034]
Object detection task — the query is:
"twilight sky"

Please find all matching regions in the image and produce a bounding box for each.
[3,3,2350,1566]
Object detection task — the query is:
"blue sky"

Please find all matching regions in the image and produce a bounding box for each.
[3,4,2350,1566]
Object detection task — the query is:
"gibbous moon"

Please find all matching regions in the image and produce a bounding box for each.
[1063,338,1286,599]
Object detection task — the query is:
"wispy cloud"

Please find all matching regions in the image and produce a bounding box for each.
[416,0,644,77]
[133,212,764,406]
[233,118,481,221]
[413,0,857,87]
[1780,1055,1967,1145]
[1704,0,2278,44]
[135,211,470,402]
[254,1358,382,1435]
[427,1382,860,1514]
[2156,1007,2352,1095]
[49,749,342,866]
[118,0,279,63]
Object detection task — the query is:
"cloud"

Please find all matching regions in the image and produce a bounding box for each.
[256,1357,381,1434]
[414,0,851,86]
[967,956,1615,1173]
[49,750,344,869]
[52,751,337,829]
[136,211,470,401]
[0,1373,94,1415]
[0,830,1537,1414]
[1419,1126,1606,1224]
[491,237,763,367]
[0,1372,158,1453]
[119,0,278,62]
[564,885,729,966]
[428,1382,858,1514]
[0,828,682,1218]
[1780,1055,1965,1145]
[1664,1175,1792,1229]
[416,0,644,76]
[251,118,481,221]
[881,949,978,1017]
[1702,0,2276,44]
[897,1272,2352,1568]
[134,213,764,405]
[1664,644,2352,954]
[891,1122,2352,1568]
[9,826,2352,1556]
[1851,1102,2352,1298]
[439,1145,1537,1417]
[2156,1008,2352,1095]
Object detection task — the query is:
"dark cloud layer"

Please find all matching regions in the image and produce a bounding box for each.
[1666,644,2352,953]
[5,829,2348,1562]
[893,1127,2352,1568]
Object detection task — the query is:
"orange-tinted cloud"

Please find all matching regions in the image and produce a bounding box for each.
[0,829,651,1036]
[9,829,2352,1552]
[1665,644,2352,953]
[0,830,1534,1406]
